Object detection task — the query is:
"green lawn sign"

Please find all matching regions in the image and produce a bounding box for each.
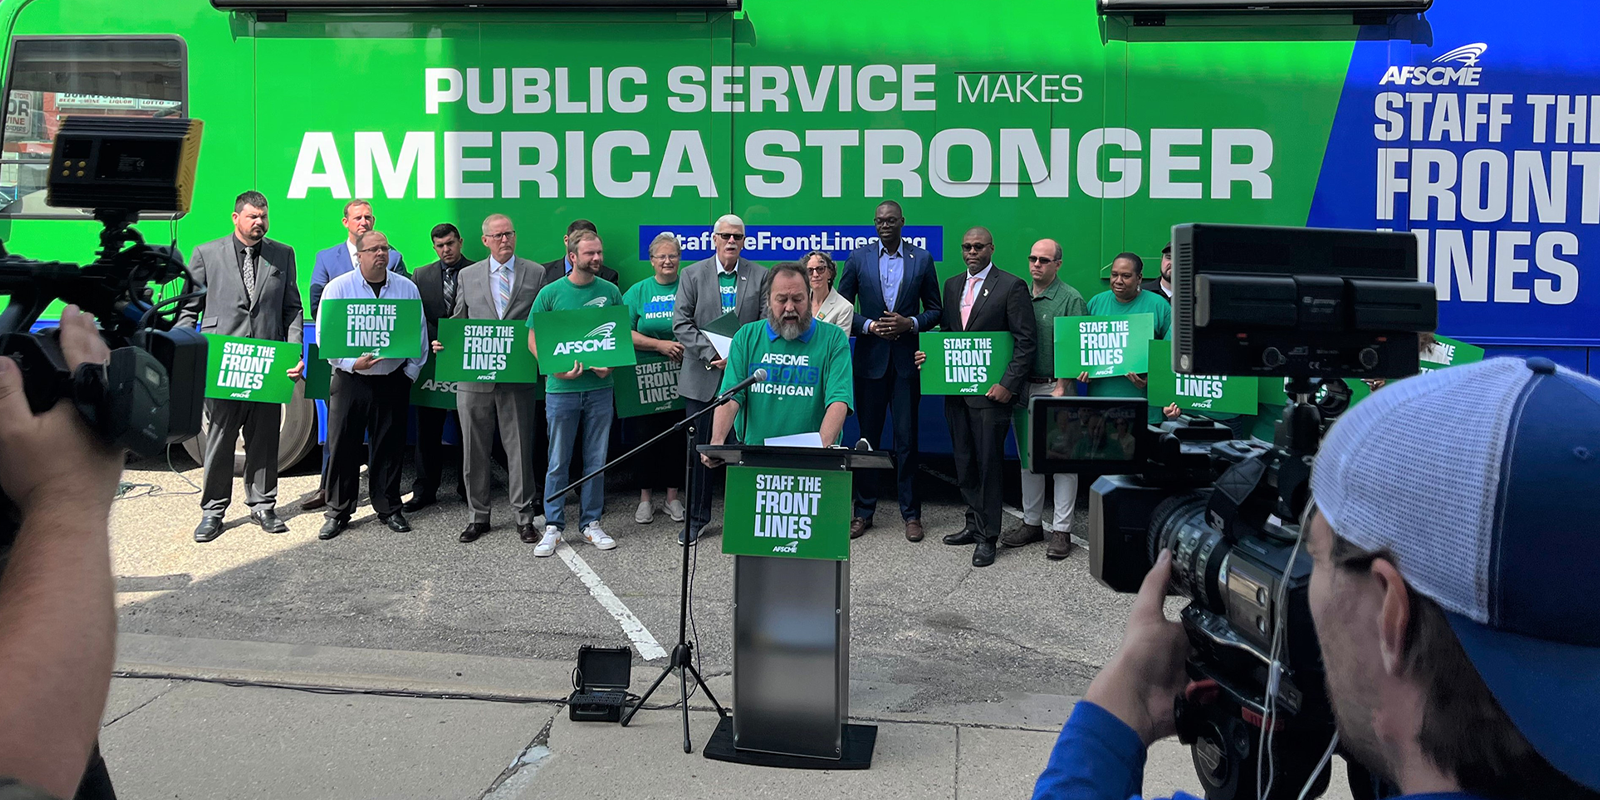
[435,318,539,383]
[1054,314,1155,379]
[203,334,299,404]
[919,332,1014,396]
[317,299,423,359]
[530,305,636,373]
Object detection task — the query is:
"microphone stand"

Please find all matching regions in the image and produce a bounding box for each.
[544,379,754,753]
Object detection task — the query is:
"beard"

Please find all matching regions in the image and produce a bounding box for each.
[772,313,806,340]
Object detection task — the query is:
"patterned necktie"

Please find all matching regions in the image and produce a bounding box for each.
[241,245,257,300]
[960,274,980,328]
[494,263,511,319]
[442,266,458,313]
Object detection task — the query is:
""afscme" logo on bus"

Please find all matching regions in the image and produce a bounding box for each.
[1379,43,1487,87]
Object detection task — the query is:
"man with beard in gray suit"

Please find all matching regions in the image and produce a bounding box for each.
[671,213,767,543]
[434,213,546,544]
[176,190,305,543]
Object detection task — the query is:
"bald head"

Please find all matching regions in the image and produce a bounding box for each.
[1028,239,1063,289]
[960,227,994,273]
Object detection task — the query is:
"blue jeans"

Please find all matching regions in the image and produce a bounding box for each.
[544,387,614,530]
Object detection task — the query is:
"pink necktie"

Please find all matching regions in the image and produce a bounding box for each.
[960,274,980,328]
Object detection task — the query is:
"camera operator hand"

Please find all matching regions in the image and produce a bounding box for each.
[0,306,125,800]
[1082,549,1189,746]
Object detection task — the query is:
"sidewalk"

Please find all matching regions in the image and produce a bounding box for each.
[97,634,1292,800]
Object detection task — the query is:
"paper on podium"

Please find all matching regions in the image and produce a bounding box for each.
[702,311,743,360]
[764,431,824,448]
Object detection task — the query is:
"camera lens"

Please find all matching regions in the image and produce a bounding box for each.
[1147,493,1232,613]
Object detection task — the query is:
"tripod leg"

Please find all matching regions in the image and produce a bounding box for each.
[621,660,676,727]
[678,660,693,753]
[683,662,729,720]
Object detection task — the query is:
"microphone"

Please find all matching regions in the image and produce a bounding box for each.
[715,368,768,402]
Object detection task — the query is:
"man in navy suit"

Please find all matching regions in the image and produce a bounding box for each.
[302,199,406,511]
[836,201,942,543]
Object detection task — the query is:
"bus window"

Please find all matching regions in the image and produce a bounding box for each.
[1,36,185,217]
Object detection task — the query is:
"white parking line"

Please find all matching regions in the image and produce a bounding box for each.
[555,543,667,661]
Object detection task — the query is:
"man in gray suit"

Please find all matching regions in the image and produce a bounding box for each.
[433,213,546,544]
[671,213,767,542]
[176,191,305,543]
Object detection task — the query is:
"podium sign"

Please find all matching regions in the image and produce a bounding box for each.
[722,466,852,561]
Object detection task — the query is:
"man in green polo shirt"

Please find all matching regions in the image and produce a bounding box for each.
[1007,238,1088,559]
[703,262,853,462]
[1079,252,1172,423]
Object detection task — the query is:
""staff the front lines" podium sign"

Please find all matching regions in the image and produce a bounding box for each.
[722,466,851,561]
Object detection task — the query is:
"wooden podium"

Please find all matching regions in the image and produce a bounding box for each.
[697,444,892,769]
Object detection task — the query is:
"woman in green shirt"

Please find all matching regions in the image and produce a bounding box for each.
[622,232,687,526]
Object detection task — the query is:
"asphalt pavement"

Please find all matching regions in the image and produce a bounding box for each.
[96,449,1354,800]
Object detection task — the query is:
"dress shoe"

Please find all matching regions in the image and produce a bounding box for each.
[849,516,873,539]
[381,512,412,533]
[518,523,540,543]
[402,494,437,513]
[250,509,289,534]
[972,539,997,568]
[943,528,979,546]
[460,522,490,543]
[904,519,925,542]
[318,518,348,540]
[1046,528,1074,560]
[1001,522,1044,548]
[301,490,327,511]
[193,517,223,543]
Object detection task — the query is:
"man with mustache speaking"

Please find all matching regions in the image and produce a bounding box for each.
[702,262,854,468]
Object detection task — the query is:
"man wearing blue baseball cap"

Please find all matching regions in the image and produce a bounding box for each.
[1034,356,1600,800]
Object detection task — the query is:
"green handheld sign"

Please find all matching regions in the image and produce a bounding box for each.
[530,305,636,374]
[614,352,683,418]
[203,334,299,404]
[435,319,539,383]
[317,299,423,359]
[304,343,331,401]
[1055,314,1155,379]
[721,466,852,561]
[1420,335,1485,373]
[409,355,458,410]
[1147,340,1260,415]
[918,332,1015,396]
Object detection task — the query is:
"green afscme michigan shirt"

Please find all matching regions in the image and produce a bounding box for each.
[528,276,624,393]
[1085,289,1172,423]
[718,318,853,445]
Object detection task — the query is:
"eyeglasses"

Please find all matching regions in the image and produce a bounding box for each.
[485,231,515,241]
[715,232,745,241]
[650,253,681,261]
[359,245,392,254]
[873,217,903,225]
[806,266,830,274]
[1026,255,1057,264]
[960,242,992,252]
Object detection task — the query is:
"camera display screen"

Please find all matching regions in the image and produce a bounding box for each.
[1029,397,1149,475]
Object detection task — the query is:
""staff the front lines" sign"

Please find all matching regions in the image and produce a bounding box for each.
[1055,314,1155,378]
[530,305,636,374]
[203,334,299,404]
[436,319,539,383]
[721,466,851,561]
[919,332,1015,395]
[318,299,423,359]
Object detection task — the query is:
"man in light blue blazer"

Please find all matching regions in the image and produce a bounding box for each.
[302,198,405,511]
[836,201,943,543]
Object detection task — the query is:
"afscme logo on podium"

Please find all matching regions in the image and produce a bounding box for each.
[772,541,800,554]
[1380,42,1487,86]
[552,321,619,356]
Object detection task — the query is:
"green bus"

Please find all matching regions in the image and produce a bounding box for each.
[2,0,1592,464]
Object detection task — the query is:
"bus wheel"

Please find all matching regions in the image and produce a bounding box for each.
[180,382,318,474]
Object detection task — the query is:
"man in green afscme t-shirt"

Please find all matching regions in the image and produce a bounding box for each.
[1080,252,1171,423]
[702,262,853,462]
[525,229,624,555]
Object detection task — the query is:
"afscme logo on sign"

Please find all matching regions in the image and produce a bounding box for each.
[1379,43,1487,86]
[551,322,618,355]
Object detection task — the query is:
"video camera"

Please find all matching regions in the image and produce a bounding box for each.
[0,115,207,461]
[1039,224,1436,800]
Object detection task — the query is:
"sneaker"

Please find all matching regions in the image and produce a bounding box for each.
[582,521,616,550]
[635,500,654,524]
[534,526,562,557]
[665,498,686,523]
[678,525,699,546]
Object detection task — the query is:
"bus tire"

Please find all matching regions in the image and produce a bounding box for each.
[181,382,318,475]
